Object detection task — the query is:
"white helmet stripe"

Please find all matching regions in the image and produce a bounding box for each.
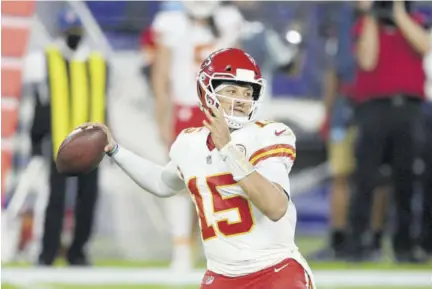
[235,69,255,82]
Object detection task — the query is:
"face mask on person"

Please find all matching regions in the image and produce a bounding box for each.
[65,29,83,51]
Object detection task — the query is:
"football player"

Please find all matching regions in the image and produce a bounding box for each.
[82,48,315,289]
[150,0,244,270]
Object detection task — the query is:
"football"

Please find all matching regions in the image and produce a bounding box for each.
[56,126,107,176]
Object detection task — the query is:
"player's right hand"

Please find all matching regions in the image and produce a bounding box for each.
[78,122,116,153]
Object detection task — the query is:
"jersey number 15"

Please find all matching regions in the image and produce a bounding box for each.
[187,173,255,241]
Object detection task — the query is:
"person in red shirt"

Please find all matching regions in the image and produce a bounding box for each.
[315,3,390,262]
[347,0,431,263]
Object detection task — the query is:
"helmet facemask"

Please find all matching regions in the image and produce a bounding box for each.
[198,71,266,129]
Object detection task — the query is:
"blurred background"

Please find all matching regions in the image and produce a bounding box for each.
[1,1,432,288]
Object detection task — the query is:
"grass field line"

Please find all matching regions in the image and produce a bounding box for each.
[2,268,432,287]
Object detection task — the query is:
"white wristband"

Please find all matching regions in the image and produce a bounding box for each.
[219,142,255,181]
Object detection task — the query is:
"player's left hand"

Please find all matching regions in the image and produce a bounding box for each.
[203,105,231,150]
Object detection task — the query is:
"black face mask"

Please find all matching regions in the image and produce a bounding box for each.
[66,34,82,51]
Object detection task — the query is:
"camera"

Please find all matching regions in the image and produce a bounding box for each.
[372,0,412,26]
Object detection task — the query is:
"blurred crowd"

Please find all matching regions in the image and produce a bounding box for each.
[2,0,432,268]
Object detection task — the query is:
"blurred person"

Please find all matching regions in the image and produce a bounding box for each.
[139,1,184,93]
[27,9,109,266]
[236,0,298,78]
[347,0,431,263]
[239,15,298,120]
[420,35,432,255]
[321,68,390,261]
[150,0,243,270]
[82,47,315,289]
[315,2,389,261]
[319,4,357,259]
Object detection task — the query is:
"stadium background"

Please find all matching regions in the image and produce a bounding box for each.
[1,1,432,288]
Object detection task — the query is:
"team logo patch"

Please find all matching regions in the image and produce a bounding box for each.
[235,144,247,157]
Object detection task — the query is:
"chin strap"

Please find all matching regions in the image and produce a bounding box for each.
[225,114,253,129]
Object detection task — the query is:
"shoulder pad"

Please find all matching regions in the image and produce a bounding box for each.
[254,120,275,128]
[254,121,295,141]
[169,126,205,160]
[181,127,205,135]
[264,122,295,139]
[249,122,296,166]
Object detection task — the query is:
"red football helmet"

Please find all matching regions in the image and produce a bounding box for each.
[197,48,266,129]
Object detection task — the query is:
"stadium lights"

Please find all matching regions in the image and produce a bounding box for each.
[285,30,302,45]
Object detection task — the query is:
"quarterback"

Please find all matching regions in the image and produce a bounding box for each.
[82,48,315,289]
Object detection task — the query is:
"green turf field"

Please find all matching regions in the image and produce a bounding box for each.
[5,257,432,270]
[5,236,432,270]
[4,257,432,289]
[3,236,431,288]
[4,259,432,271]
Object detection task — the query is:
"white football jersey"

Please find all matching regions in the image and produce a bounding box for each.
[152,6,243,106]
[169,120,313,279]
